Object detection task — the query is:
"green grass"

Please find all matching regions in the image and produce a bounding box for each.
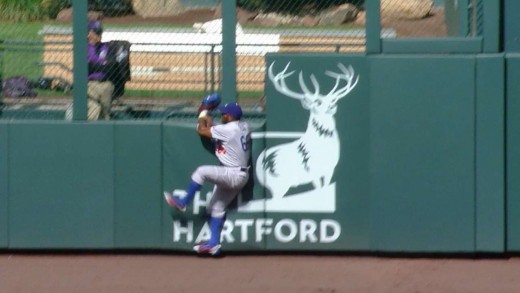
[123,90,207,99]
[31,89,264,101]
[0,21,267,100]
[2,48,45,79]
[0,22,42,40]
[0,22,45,79]
[123,90,263,100]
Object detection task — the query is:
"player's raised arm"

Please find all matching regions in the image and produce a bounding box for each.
[196,93,221,138]
[197,113,213,138]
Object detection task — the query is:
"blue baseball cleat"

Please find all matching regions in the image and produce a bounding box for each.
[193,242,222,256]
[163,191,186,212]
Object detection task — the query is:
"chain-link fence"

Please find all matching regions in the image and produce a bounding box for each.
[380,0,482,38]
[0,0,485,121]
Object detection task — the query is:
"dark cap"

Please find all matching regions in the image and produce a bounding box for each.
[88,20,103,35]
[219,102,243,120]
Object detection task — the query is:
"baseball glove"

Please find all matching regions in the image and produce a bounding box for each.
[198,92,221,114]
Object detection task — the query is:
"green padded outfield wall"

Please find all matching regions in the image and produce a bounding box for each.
[475,55,505,252]
[114,123,163,248]
[260,55,371,251]
[369,55,475,252]
[3,122,165,249]
[504,0,520,52]
[0,123,8,248]
[369,55,504,252]
[507,55,520,251]
[0,53,507,253]
[253,53,503,252]
[8,122,115,249]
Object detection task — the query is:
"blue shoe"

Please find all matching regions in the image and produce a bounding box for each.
[193,242,221,256]
[163,191,186,212]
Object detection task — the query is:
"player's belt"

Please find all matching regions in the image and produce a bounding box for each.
[222,165,249,172]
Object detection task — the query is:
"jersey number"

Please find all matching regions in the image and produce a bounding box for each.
[240,135,249,151]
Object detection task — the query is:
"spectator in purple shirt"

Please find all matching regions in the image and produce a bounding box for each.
[87,20,114,120]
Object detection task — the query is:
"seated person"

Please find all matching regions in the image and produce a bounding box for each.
[87,20,114,120]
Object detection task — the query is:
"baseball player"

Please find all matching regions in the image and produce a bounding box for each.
[164,99,251,256]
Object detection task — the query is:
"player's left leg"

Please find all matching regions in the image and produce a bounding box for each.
[194,185,236,255]
[193,216,225,255]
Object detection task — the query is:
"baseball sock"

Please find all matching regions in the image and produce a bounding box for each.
[208,217,225,246]
[180,180,202,206]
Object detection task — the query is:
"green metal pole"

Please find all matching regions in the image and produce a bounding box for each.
[444,0,460,37]
[221,0,237,104]
[0,41,4,96]
[366,0,382,54]
[482,0,501,53]
[458,0,470,36]
[72,0,88,120]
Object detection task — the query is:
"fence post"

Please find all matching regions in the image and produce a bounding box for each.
[0,40,3,96]
[204,52,208,93]
[504,0,520,52]
[482,0,501,53]
[72,0,88,120]
[221,0,237,103]
[458,0,470,36]
[366,0,382,54]
[210,45,216,93]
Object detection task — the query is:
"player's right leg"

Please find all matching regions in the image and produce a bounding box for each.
[163,191,187,212]
[164,168,205,212]
[192,165,248,189]
[164,179,201,212]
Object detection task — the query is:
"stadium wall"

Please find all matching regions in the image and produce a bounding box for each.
[1,53,514,253]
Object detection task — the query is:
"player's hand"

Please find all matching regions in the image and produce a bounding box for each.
[197,115,213,138]
[205,115,213,126]
[198,111,212,127]
[198,113,212,125]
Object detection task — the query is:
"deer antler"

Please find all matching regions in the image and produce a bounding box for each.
[269,61,321,103]
[298,72,320,101]
[269,62,358,102]
[268,62,301,100]
[324,63,359,99]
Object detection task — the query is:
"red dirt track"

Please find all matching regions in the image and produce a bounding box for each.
[2,253,520,292]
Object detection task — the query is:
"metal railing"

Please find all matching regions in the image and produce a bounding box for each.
[0,36,367,121]
[1,31,369,93]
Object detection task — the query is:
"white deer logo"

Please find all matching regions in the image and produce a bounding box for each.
[255,62,359,200]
